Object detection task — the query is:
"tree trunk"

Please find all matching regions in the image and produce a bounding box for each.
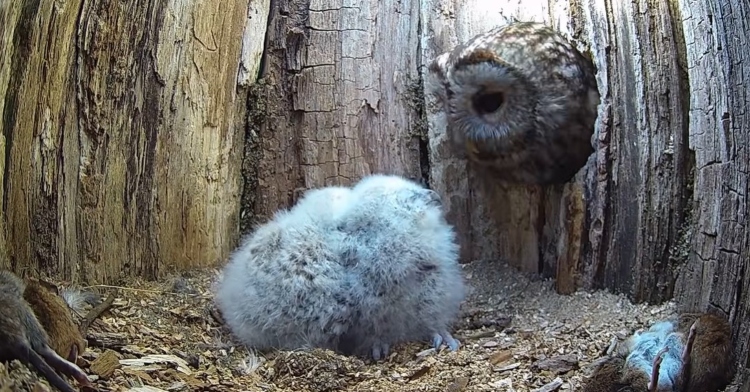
[419,0,748,388]
[672,0,750,388]
[243,0,426,226]
[0,0,250,283]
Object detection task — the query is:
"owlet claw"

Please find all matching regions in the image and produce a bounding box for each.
[432,331,461,351]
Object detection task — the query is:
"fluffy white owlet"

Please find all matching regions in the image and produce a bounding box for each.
[428,22,600,185]
[333,174,465,360]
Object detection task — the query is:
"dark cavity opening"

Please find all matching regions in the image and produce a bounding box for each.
[472,91,504,115]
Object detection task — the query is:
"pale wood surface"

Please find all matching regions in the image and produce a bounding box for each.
[245,0,425,225]
[0,0,249,282]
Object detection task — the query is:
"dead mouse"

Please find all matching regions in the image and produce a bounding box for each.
[583,312,734,392]
[0,270,96,392]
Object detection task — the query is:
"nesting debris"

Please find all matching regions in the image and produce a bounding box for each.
[0,260,681,391]
[531,354,578,375]
[262,349,367,391]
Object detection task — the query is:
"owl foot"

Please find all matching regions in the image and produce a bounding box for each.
[371,341,390,361]
[431,331,460,351]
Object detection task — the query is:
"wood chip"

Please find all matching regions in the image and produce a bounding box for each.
[445,376,469,392]
[32,382,51,392]
[605,337,618,355]
[489,350,513,365]
[407,365,430,381]
[120,354,193,375]
[531,377,564,392]
[532,354,579,374]
[415,348,436,358]
[128,387,169,392]
[468,315,513,330]
[494,362,521,373]
[488,378,514,390]
[90,349,121,380]
[463,330,496,339]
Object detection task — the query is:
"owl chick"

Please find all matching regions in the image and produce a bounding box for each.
[290,185,354,225]
[334,174,465,360]
[428,22,599,185]
[214,192,356,352]
[583,313,734,392]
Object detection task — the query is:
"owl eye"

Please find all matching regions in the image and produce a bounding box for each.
[472,91,504,115]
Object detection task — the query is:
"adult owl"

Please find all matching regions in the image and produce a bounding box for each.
[428,22,599,185]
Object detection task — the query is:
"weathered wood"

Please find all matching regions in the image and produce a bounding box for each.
[673,0,750,388]
[600,0,692,304]
[421,0,748,386]
[238,0,273,88]
[0,0,85,281]
[236,0,271,234]
[0,0,250,282]
[244,0,425,223]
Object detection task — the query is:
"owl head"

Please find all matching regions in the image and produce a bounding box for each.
[426,22,600,184]
[428,45,538,146]
[292,186,353,222]
[341,174,446,231]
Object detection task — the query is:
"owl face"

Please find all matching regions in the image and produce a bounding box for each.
[431,52,538,143]
[426,22,599,185]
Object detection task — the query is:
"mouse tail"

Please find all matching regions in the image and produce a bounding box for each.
[10,340,77,392]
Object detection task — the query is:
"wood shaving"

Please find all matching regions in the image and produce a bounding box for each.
[0,261,679,391]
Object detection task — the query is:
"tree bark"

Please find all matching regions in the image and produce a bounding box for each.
[420,0,748,387]
[672,0,750,388]
[243,0,426,225]
[0,0,249,283]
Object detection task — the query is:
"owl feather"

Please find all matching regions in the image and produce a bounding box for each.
[428,22,599,185]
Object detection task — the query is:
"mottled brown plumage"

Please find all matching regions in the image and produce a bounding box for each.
[0,270,95,392]
[427,22,599,185]
[24,278,88,362]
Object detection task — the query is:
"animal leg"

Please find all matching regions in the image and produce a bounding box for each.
[648,347,669,392]
[40,345,95,389]
[10,341,77,392]
[681,320,698,364]
[431,331,460,351]
[67,344,79,363]
[371,341,390,361]
[678,320,699,392]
